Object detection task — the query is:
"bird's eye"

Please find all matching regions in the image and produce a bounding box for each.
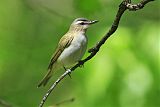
[80,22,85,25]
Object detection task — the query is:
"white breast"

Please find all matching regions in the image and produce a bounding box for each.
[58,33,88,67]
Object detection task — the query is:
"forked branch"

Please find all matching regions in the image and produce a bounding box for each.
[39,0,154,107]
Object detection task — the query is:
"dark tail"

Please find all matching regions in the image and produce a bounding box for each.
[37,69,52,88]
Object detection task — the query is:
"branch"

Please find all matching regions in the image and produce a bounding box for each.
[126,0,154,11]
[0,99,12,107]
[49,98,75,107]
[39,0,154,107]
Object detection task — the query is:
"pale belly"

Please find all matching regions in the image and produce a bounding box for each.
[57,34,87,68]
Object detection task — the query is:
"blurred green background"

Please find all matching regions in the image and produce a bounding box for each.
[0,0,159,107]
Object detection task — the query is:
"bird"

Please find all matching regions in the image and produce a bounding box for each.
[38,18,98,87]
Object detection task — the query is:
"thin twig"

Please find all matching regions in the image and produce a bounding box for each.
[25,0,72,20]
[0,98,12,107]
[49,98,75,107]
[39,0,154,107]
[39,69,72,107]
[55,97,75,106]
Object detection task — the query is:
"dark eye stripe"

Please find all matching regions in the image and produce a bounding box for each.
[80,22,85,25]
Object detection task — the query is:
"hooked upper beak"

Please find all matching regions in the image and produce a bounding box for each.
[89,20,99,24]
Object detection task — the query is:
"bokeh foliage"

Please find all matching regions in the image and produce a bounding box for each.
[0,0,159,107]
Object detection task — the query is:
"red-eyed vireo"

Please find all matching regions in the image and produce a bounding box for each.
[38,18,98,87]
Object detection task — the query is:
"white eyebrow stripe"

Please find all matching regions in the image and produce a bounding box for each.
[75,21,84,24]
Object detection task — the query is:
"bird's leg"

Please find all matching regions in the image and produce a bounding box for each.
[63,66,72,79]
[78,60,84,68]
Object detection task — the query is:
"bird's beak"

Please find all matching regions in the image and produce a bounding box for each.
[89,20,99,24]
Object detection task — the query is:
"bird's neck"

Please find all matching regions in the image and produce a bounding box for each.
[68,26,86,34]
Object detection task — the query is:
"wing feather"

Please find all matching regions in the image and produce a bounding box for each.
[48,34,74,70]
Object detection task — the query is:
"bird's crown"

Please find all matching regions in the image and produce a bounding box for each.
[69,18,98,32]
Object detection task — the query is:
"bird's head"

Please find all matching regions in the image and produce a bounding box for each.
[69,18,98,32]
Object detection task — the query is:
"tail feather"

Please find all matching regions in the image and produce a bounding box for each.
[37,69,52,88]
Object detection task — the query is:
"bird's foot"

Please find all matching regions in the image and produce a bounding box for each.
[78,60,84,68]
[63,66,67,71]
[88,47,99,53]
[63,66,72,79]
[68,71,72,79]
